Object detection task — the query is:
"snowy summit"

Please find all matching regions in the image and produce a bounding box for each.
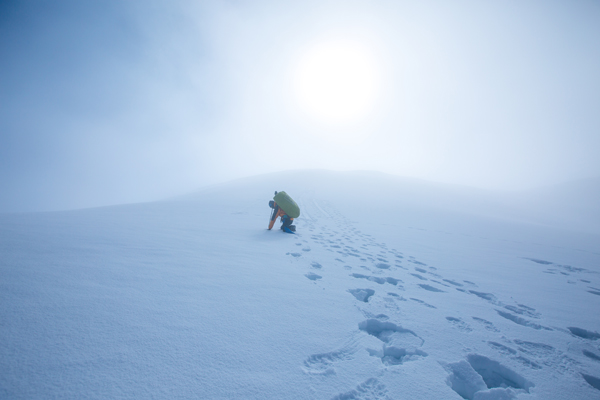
[1,170,600,399]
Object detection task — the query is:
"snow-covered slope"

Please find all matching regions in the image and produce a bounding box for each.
[1,170,599,399]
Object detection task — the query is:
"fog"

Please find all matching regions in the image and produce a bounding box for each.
[1,0,599,212]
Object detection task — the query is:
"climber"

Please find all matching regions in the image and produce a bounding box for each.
[268,191,300,234]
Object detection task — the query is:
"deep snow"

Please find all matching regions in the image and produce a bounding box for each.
[1,170,599,399]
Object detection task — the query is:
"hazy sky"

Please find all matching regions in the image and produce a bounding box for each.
[1,0,599,212]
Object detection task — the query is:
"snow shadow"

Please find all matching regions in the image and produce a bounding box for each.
[582,374,600,391]
[583,350,600,362]
[444,354,534,400]
[568,327,600,340]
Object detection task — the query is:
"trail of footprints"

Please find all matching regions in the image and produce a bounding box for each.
[284,199,600,398]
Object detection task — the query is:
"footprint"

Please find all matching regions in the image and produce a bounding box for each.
[385,277,401,286]
[358,318,427,365]
[302,248,311,252]
[352,273,385,285]
[387,292,406,300]
[514,355,542,370]
[583,350,600,362]
[331,378,391,400]
[523,258,553,265]
[582,374,600,391]
[348,289,375,303]
[287,253,301,258]
[305,272,322,281]
[410,273,428,281]
[488,341,517,355]
[446,317,473,332]
[375,262,391,269]
[409,298,436,309]
[496,310,551,331]
[351,273,401,286]
[469,291,497,303]
[513,339,554,356]
[444,360,487,400]
[561,265,587,273]
[303,348,353,375]
[430,279,451,287]
[444,354,534,400]
[418,284,445,293]
[503,304,541,319]
[472,317,500,332]
[567,327,600,340]
[310,262,322,269]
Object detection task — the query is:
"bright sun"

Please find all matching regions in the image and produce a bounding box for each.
[293,40,380,125]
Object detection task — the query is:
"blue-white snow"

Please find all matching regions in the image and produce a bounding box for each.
[1,170,599,399]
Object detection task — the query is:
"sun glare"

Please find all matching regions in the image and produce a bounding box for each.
[293,40,380,125]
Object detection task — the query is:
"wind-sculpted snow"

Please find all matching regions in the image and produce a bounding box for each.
[1,171,599,399]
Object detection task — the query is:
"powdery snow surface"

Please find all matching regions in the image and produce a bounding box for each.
[1,170,600,399]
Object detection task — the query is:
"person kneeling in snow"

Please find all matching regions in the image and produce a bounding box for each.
[268,191,300,233]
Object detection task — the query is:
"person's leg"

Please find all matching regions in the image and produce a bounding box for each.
[281,215,291,230]
[281,215,296,232]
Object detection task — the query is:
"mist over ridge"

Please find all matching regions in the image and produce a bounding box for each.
[1,1,599,213]
[173,169,600,236]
